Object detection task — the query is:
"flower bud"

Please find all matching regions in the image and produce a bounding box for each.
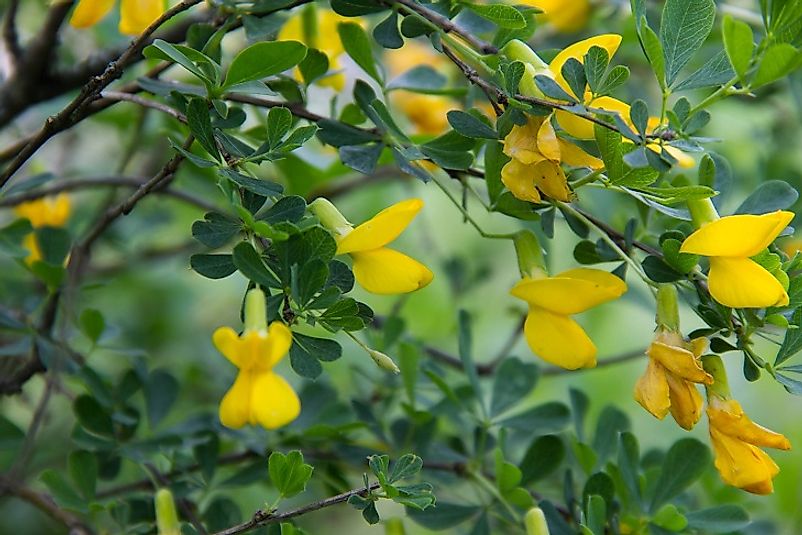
[154,488,180,535]
[244,287,268,333]
[524,506,550,535]
[309,198,353,237]
[501,40,550,72]
[655,284,680,331]
[701,354,731,400]
[513,230,546,279]
[369,349,401,374]
[384,518,406,535]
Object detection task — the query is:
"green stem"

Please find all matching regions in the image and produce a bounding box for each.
[570,168,606,189]
[655,284,680,331]
[688,75,740,116]
[686,198,719,227]
[432,176,516,240]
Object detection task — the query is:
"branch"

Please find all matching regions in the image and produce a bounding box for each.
[213,483,381,535]
[0,477,94,535]
[392,0,498,54]
[100,91,187,122]
[1,0,22,61]
[0,0,204,187]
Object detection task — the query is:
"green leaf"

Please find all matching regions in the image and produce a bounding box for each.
[585,494,606,535]
[596,65,630,95]
[339,143,384,174]
[0,415,24,450]
[458,310,485,417]
[373,11,404,49]
[673,50,735,91]
[776,308,802,366]
[190,254,236,279]
[317,119,380,147]
[499,401,570,431]
[192,213,241,248]
[40,469,87,513]
[389,454,423,483]
[331,0,387,16]
[338,22,382,83]
[267,107,293,149]
[722,15,754,79]
[420,131,476,169]
[387,66,448,93]
[650,438,710,511]
[595,123,624,182]
[290,333,342,379]
[752,43,801,88]
[685,506,751,533]
[618,432,642,508]
[638,19,666,88]
[232,242,281,288]
[561,58,587,100]
[652,504,688,531]
[79,309,105,344]
[268,451,314,499]
[592,405,630,463]
[144,39,216,82]
[659,0,716,86]
[145,369,178,428]
[219,168,284,197]
[34,226,70,265]
[484,140,508,203]
[534,75,576,101]
[299,48,329,85]
[187,97,219,159]
[519,435,565,484]
[490,357,539,417]
[464,3,526,29]
[629,99,649,136]
[73,395,114,437]
[446,110,498,139]
[735,179,799,214]
[319,298,363,331]
[69,450,98,500]
[407,502,480,530]
[260,196,307,224]
[224,40,307,88]
[642,255,683,282]
[584,46,610,94]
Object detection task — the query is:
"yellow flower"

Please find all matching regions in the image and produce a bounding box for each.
[501,115,602,203]
[707,397,791,494]
[335,199,433,294]
[386,40,450,76]
[510,268,626,369]
[70,0,165,36]
[392,92,454,135]
[634,330,712,430]
[680,211,793,308]
[14,194,71,264]
[520,0,591,33]
[278,9,351,91]
[213,306,299,429]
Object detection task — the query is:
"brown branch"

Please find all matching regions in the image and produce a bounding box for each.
[0,0,204,187]
[541,348,645,376]
[213,483,382,535]
[392,0,498,54]
[0,477,94,534]
[100,91,187,122]
[1,0,22,61]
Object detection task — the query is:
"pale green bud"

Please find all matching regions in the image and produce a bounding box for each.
[384,518,406,535]
[244,287,268,333]
[513,230,547,279]
[309,198,353,237]
[155,488,180,535]
[369,349,401,374]
[524,507,550,535]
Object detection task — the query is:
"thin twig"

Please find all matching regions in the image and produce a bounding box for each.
[0,477,94,535]
[213,483,382,535]
[8,379,55,479]
[100,91,187,122]
[540,348,645,376]
[393,0,498,54]
[1,0,22,61]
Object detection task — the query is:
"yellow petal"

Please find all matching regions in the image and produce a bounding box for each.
[633,358,670,420]
[501,160,542,203]
[393,92,453,135]
[523,307,597,369]
[708,399,791,450]
[549,34,622,96]
[663,145,695,168]
[351,247,433,294]
[503,118,547,165]
[336,199,424,254]
[532,161,571,201]
[277,11,302,41]
[70,0,115,28]
[14,194,71,228]
[250,372,301,429]
[666,373,703,430]
[536,118,561,161]
[647,341,712,384]
[707,257,789,309]
[213,327,245,368]
[557,139,603,169]
[680,211,794,258]
[555,96,630,140]
[511,268,625,314]
[219,371,253,429]
[22,233,42,266]
[710,427,780,494]
[521,0,591,33]
[266,322,292,367]
[119,0,164,35]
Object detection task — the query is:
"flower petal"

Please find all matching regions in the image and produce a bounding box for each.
[250,372,301,429]
[647,341,712,384]
[351,247,433,294]
[708,399,791,450]
[219,372,252,429]
[70,0,115,28]
[710,427,779,494]
[707,257,789,309]
[511,268,625,314]
[266,322,293,367]
[336,199,423,254]
[557,139,603,169]
[213,327,245,368]
[523,307,597,369]
[523,0,591,33]
[556,95,631,139]
[680,211,794,258]
[532,161,571,201]
[503,118,547,165]
[536,118,561,161]
[633,358,670,420]
[119,0,164,35]
[666,372,704,430]
[501,160,542,203]
[549,35,622,96]
[663,145,695,168]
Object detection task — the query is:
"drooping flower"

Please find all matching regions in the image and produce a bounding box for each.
[707,396,791,494]
[14,194,71,264]
[634,330,712,430]
[70,0,165,36]
[520,0,591,33]
[213,289,299,430]
[311,198,433,294]
[278,8,351,91]
[510,267,626,369]
[501,114,602,203]
[680,210,793,308]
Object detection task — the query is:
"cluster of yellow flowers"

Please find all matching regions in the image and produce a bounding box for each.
[70,0,165,35]
[13,194,71,264]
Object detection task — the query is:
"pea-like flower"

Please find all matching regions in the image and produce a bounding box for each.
[502,114,602,203]
[213,290,299,430]
[14,194,71,264]
[520,0,590,33]
[634,330,712,430]
[680,210,793,308]
[707,396,791,494]
[70,0,165,36]
[510,268,626,369]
